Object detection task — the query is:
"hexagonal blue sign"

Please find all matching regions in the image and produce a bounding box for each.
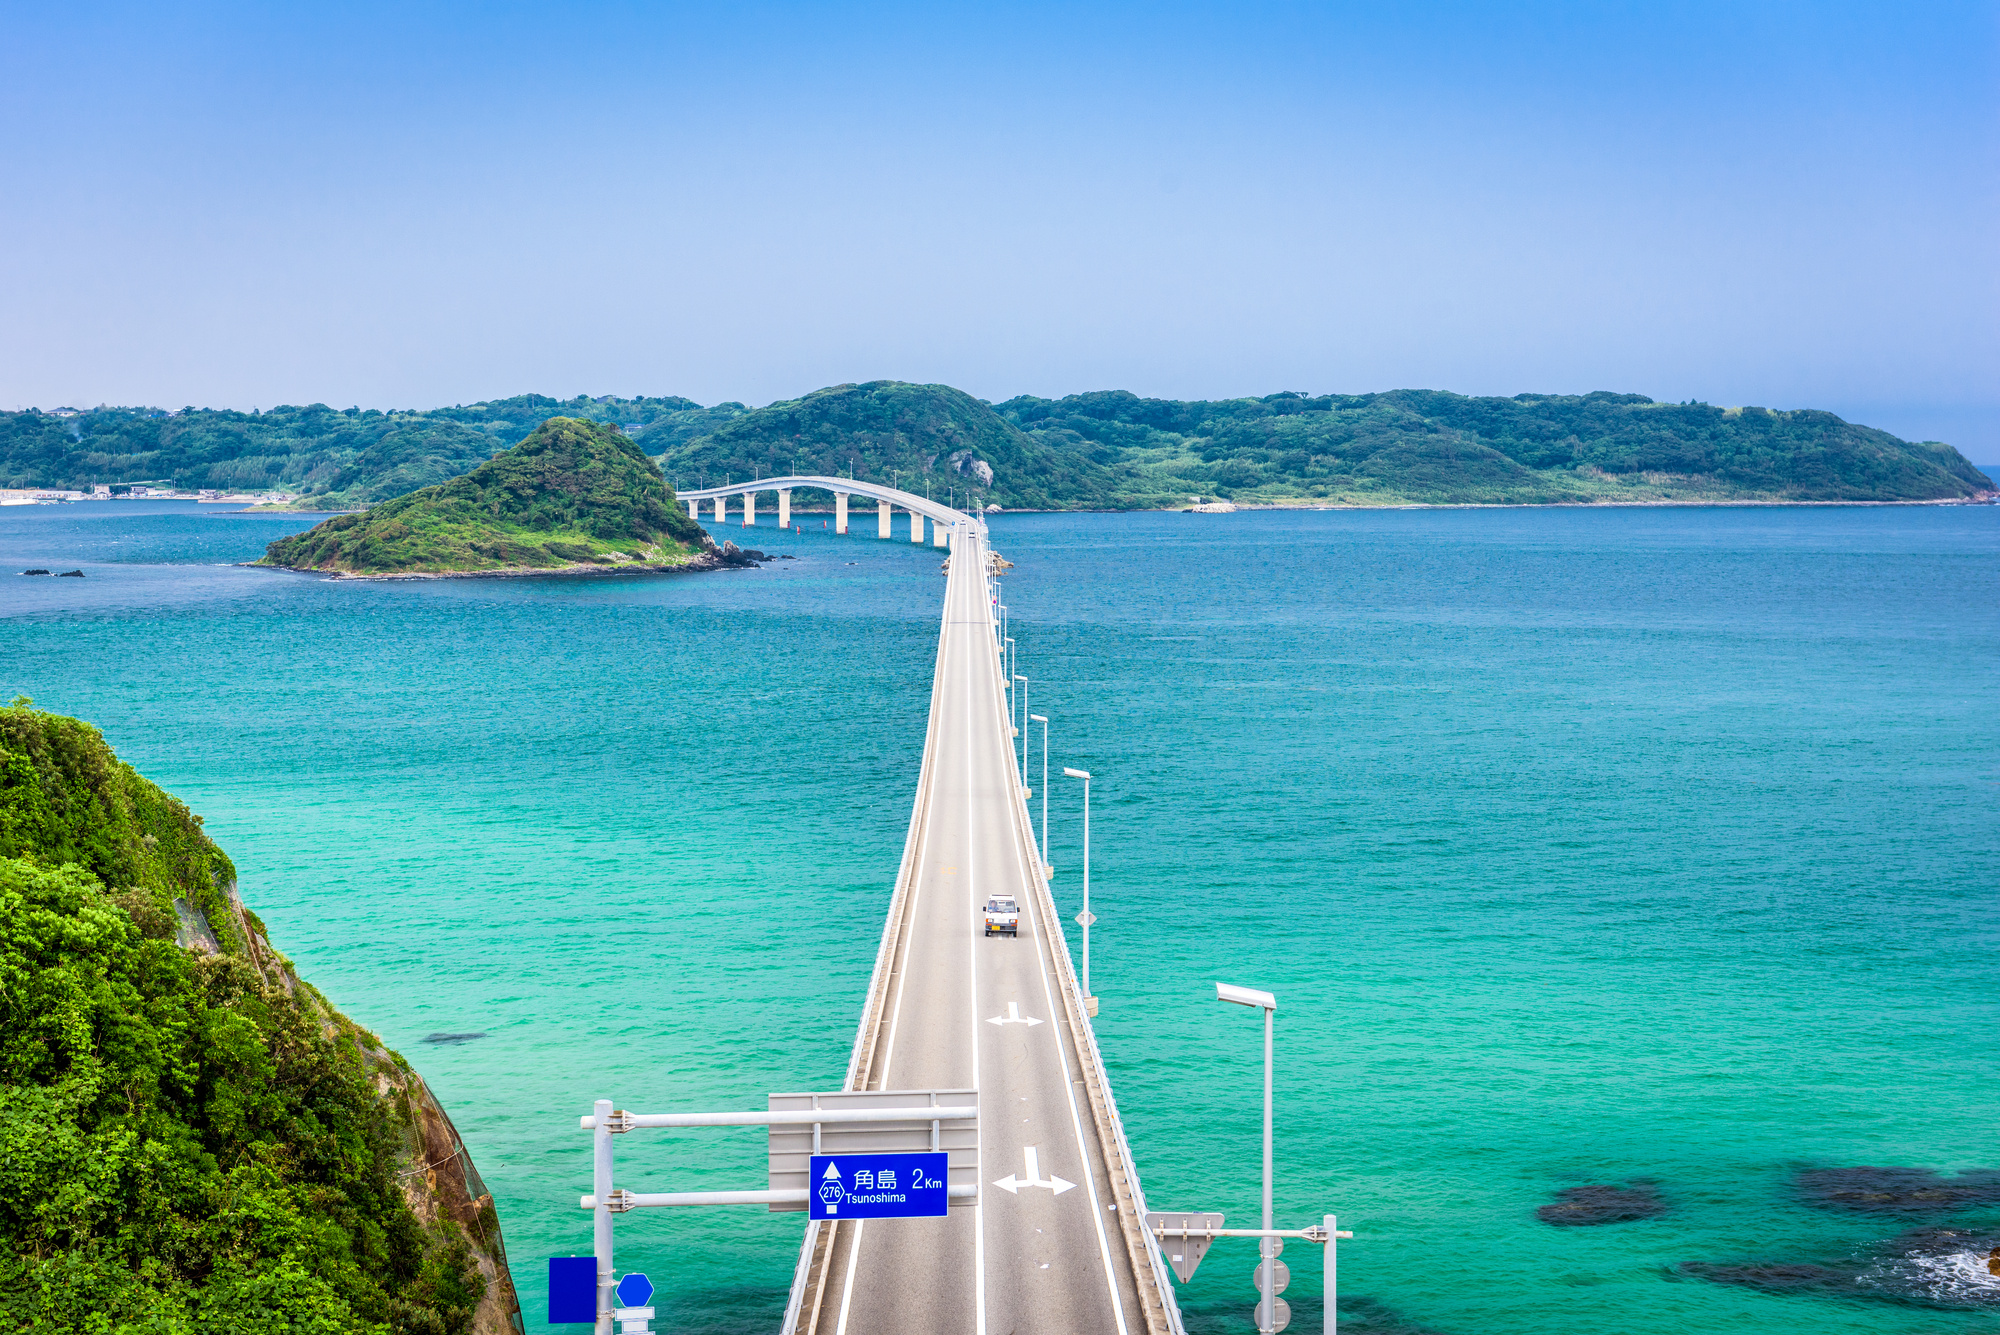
[616,1272,653,1309]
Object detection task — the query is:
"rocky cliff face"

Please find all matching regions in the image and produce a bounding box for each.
[0,700,522,1334]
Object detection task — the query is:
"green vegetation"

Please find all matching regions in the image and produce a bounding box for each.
[0,700,519,1334]
[261,417,710,575]
[663,383,1994,509]
[993,388,1995,506]
[0,395,741,509]
[5,383,1989,511]
[657,380,1138,509]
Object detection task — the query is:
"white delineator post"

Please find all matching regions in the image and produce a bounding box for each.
[593,1098,614,1335]
[778,489,791,528]
[878,497,891,538]
[835,492,848,534]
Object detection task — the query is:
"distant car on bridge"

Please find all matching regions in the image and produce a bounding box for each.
[982,896,1019,937]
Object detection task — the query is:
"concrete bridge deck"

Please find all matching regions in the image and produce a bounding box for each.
[778,514,1179,1335]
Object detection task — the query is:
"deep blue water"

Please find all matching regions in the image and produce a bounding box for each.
[3,500,1996,1334]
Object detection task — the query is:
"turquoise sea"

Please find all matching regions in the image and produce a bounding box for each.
[3,501,1997,1334]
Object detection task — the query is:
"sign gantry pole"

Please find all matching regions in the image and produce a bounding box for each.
[592,1099,614,1335]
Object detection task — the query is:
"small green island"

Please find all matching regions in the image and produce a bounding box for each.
[259,416,715,577]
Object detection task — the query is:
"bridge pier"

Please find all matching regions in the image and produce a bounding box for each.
[878,498,891,539]
[910,508,923,542]
[835,492,848,535]
[713,496,725,523]
[744,491,755,526]
[778,489,790,529]
[935,518,949,547]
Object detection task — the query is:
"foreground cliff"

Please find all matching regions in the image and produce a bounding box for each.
[261,415,711,576]
[0,701,522,1334]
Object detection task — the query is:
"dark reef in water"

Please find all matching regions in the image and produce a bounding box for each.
[1537,1183,1668,1226]
[1796,1166,2000,1215]
[1681,1228,2000,1310]
[423,1030,489,1045]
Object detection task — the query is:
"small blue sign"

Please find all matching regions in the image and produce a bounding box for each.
[808,1152,950,1220]
[616,1272,654,1308]
[547,1256,596,1324]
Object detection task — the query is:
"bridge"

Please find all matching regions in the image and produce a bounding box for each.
[680,481,1181,1333]
[679,475,970,546]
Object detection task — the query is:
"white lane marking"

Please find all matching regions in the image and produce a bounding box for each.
[834,1218,865,1332]
[966,542,986,1335]
[992,1145,1077,1196]
[1007,718,1132,1335]
[837,527,962,1335]
[986,1001,1044,1027]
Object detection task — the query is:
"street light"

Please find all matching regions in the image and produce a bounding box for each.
[1218,983,1280,1334]
[1063,767,1096,1015]
[1029,715,1049,871]
[1013,675,1027,786]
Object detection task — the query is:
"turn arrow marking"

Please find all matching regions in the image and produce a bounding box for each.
[985,1002,1044,1027]
[992,1145,1075,1196]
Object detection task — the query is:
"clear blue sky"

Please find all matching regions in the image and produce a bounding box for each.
[4,2,1995,456]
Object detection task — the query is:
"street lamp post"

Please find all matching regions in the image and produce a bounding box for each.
[1013,676,1027,786]
[1029,714,1049,871]
[1218,983,1280,1334]
[1003,636,1016,744]
[1062,767,1095,1014]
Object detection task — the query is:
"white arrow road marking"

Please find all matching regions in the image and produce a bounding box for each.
[985,1001,1044,1027]
[991,1145,1076,1196]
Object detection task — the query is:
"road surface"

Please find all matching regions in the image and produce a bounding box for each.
[785,522,1173,1335]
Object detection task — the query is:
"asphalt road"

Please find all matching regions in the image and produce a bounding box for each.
[807,526,1150,1335]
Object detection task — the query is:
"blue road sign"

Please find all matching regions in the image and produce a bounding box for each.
[547,1256,596,1324]
[809,1152,949,1220]
[616,1272,654,1308]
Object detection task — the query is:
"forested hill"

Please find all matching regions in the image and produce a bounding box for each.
[0,394,744,509]
[0,702,521,1333]
[3,383,1989,509]
[261,416,711,575]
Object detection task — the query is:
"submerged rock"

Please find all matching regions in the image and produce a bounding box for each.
[424,1031,490,1045]
[1681,1227,2000,1310]
[1537,1183,1668,1226]
[19,568,49,575]
[56,569,83,576]
[1796,1166,2000,1215]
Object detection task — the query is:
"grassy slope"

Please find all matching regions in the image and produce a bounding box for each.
[260,416,710,574]
[0,701,520,1334]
